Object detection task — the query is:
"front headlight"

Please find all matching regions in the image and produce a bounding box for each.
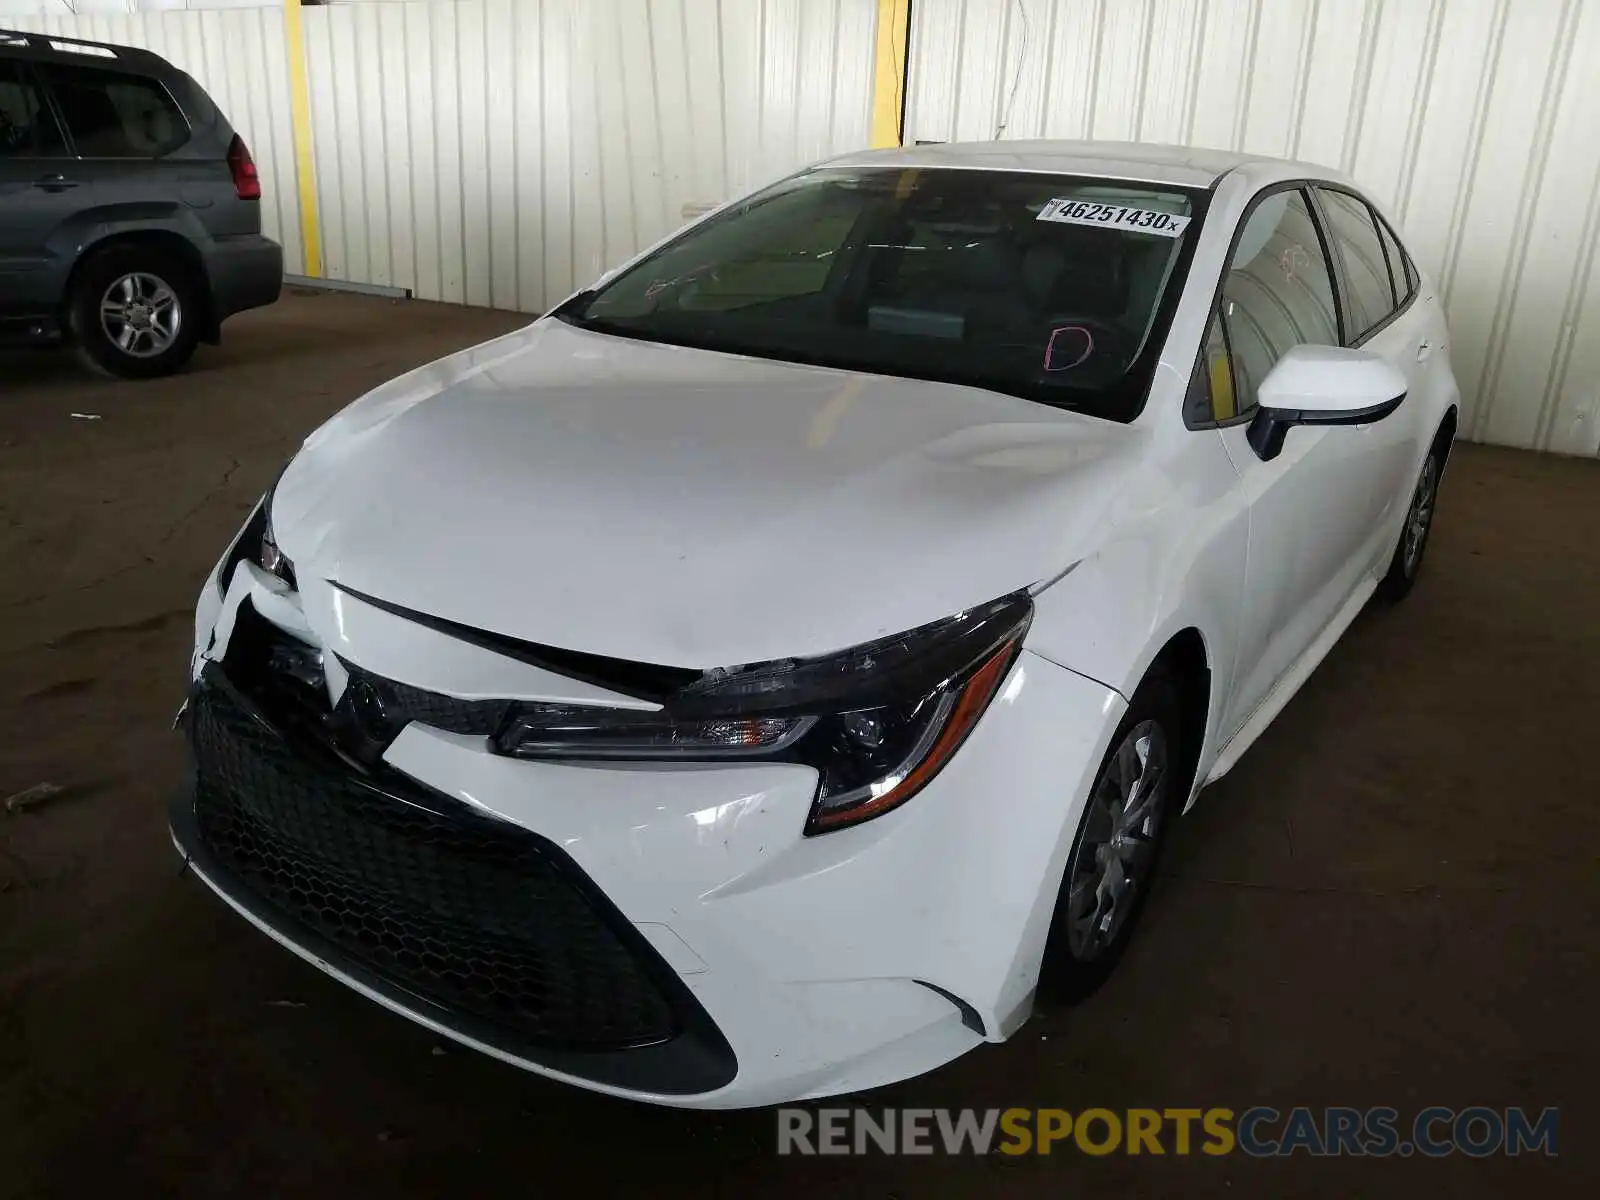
[256,505,295,585]
[495,593,1032,833]
[220,466,296,592]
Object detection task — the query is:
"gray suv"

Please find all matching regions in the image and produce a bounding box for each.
[0,30,281,378]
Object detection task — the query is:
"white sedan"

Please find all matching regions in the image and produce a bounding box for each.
[174,141,1457,1108]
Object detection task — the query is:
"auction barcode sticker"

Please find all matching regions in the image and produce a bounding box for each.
[1038,199,1191,237]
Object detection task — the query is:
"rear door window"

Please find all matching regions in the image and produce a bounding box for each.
[1314,187,1398,342]
[1375,213,1418,305]
[0,59,67,157]
[38,64,187,157]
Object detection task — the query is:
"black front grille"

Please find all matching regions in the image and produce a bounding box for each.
[220,600,510,757]
[175,599,737,1092]
[189,679,681,1051]
[341,662,511,739]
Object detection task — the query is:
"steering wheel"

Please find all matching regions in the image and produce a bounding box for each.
[1041,319,1121,373]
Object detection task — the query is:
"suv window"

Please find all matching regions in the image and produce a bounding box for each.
[1315,187,1397,341]
[1219,188,1339,415]
[0,59,66,157]
[38,64,187,157]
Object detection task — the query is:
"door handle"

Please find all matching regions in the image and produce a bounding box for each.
[1416,339,1433,363]
[33,174,80,192]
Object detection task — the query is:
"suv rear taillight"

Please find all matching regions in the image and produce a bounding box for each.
[227,134,261,200]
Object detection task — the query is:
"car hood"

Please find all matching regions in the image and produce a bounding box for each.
[272,319,1149,667]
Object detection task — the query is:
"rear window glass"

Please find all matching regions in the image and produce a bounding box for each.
[560,167,1207,422]
[39,64,187,157]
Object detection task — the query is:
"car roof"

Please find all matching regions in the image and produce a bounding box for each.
[820,140,1344,190]
[0,27,171,75]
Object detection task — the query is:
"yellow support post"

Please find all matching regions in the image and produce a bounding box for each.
[870,0,911,149]
[282,0,322,277]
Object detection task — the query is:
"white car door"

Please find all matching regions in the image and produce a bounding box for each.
[1375,211,1457,431]
[1311,186,1436,572]
[1205,187,1403,741]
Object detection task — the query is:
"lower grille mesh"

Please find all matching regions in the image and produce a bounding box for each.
[189,681,680,1051]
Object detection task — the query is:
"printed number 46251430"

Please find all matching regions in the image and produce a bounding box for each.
[1041,199,1186,235]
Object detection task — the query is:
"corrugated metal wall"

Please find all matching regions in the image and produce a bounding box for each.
[8,0,878,313]
[300,0,878,313]
[5,7,305,272]
[907,0,1600,456]
[0,2,272,14]
[14,0,1596,456]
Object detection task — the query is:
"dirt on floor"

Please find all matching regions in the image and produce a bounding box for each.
[1,291,1596,1199]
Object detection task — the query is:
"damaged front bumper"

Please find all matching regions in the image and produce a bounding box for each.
[170,654,737,1094]
[174,523,1125,1107]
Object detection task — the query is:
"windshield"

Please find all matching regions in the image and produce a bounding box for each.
[557,167,1207,422]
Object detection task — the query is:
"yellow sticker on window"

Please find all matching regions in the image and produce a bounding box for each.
[1211,352,1236,421]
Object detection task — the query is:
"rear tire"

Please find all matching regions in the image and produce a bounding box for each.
[1040,669,1183,1002]
[1377,442,1444,603]
[68,245,202,379]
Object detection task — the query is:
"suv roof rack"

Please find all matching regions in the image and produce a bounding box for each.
[0,27,155,64]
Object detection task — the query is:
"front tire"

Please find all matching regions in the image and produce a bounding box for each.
[1040,670,1183,1002]
[68,246,202,379]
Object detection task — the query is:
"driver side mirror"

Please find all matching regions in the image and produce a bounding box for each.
[1247,345,1407,462]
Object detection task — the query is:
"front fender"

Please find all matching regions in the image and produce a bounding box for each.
[1024,422,1247,800]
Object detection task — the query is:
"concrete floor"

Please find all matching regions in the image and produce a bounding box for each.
[1,292,1596,1198]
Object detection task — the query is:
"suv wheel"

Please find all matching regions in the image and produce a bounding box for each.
[69,246,202,379]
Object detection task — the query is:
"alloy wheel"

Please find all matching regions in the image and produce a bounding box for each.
[100,272,182,359]
[1402,455,1439,575]
[1064,719,1170,961]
